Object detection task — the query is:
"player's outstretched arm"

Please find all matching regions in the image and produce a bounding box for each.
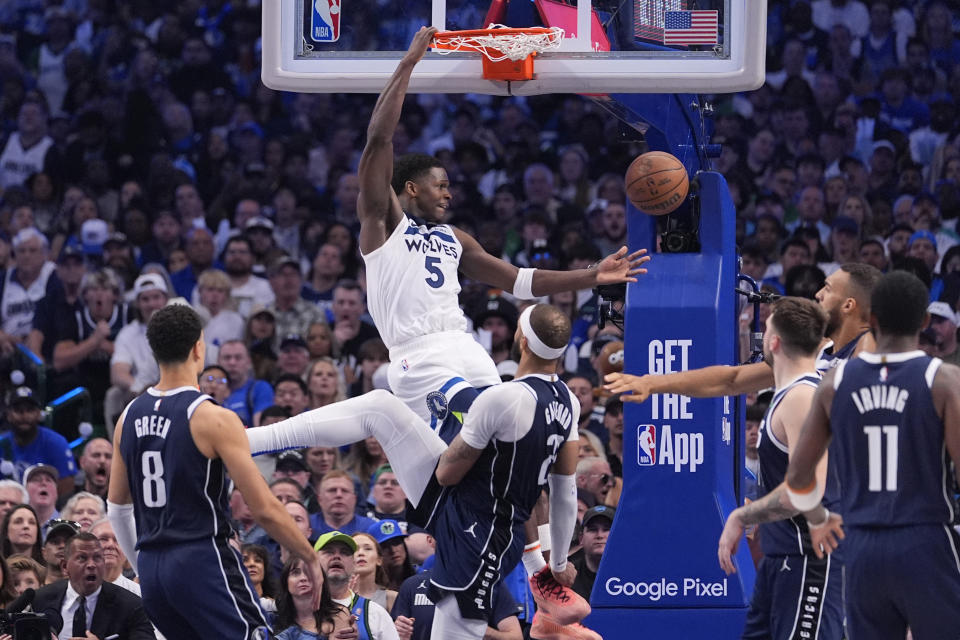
[193,403,325,609]
[605,360,774,403]
[356,26,436,254]
[456,231,650,299]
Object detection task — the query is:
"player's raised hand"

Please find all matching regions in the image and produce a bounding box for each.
[304,554,326,611]
[402,26,439,65]
[552,562,578,587]
[595,246,651,284]
[717,511,745,575]
[807,511,845,559]
[603,372,654,403]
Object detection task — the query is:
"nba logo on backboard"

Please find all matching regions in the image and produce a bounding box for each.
[311,0,341,42]
[637,425,656,466]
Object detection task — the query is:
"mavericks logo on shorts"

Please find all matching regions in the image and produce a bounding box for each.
[426,391,449,422]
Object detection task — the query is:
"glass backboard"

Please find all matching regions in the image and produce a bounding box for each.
[262,0,766,95]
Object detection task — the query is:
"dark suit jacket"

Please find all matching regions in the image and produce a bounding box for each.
[33,579,154,640]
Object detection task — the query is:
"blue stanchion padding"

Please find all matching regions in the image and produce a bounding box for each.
[585,172,754,639]
[15,343,42,366]
[48,387,86,407]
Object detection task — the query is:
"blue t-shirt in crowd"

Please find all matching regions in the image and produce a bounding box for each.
[1,427,77,481]
[310,513,377,536]
[224,378,274,426]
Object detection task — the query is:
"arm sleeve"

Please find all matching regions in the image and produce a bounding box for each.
[546,472,578,572]
[460,384,536,449]
[108,500,139,574]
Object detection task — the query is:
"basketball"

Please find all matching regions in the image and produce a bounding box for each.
[625,151,690,215]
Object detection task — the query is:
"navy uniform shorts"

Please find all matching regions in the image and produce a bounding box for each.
[742,553,844,640]
[139,537,269,640]
[843,524,960,640]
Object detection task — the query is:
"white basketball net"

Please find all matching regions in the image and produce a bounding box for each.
[433,24,564,62]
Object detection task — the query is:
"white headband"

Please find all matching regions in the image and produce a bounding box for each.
[519,305,566,360]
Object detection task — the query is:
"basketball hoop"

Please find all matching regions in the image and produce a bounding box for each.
[432,24,564,81]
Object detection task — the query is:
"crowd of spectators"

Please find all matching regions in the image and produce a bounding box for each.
[0,0,958,637]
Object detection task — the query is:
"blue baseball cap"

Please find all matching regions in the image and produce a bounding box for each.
[367,519,406,545]
[908,230,937,249]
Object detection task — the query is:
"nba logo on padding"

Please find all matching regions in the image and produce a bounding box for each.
[311,0,340,42]
[637,425,656,466]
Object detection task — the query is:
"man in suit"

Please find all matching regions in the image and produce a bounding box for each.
[33,531,154,640]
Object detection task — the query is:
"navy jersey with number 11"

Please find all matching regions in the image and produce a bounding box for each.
[119,386,233,549]
[830,351,955,527]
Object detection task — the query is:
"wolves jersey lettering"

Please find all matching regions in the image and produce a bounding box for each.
[363,215,466,350]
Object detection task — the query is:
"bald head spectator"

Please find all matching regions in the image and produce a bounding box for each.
[218,339,274,426]
[576,457,615,505]
[77,438,111,500]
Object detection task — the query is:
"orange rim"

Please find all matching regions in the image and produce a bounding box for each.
[433,27,559,41]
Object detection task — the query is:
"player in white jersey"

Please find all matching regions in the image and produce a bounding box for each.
[358,26,649,423]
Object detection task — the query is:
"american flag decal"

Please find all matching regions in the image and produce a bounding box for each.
[663,10,718,46]
[633,0,686,41]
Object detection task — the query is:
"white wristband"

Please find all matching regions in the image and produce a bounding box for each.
[513,268,537,300]
[786,480,822,512]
